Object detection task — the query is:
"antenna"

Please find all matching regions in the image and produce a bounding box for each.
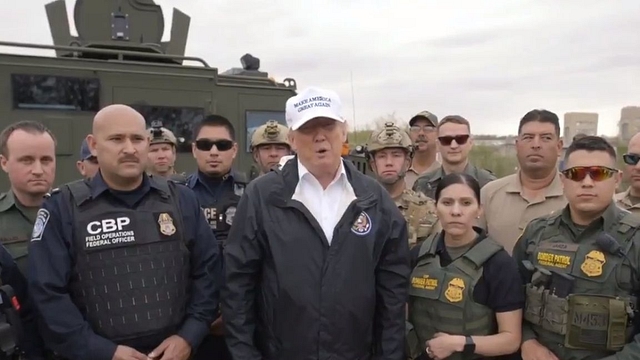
[350,70,357,142]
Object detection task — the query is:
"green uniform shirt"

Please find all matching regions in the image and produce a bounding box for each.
[0,190,39,274]
[412,163,496,199]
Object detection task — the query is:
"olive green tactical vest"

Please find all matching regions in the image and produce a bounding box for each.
[524,212,639,359]
[408,234,502,359]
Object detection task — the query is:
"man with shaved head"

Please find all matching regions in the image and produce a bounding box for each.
[28,104,221,360]
[616,132,640,215]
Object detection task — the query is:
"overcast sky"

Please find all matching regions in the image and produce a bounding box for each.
[2,0,639,135]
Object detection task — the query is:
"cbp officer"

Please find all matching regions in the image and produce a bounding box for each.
[250,119,292,178]
[0,120,56,274]
[362,121,438,247]
[187,114,245,360]
[76,138,99,180]
[28,104,220,360]
[223,87,410,359]
[514,136,640,360]
[147,123,187,183]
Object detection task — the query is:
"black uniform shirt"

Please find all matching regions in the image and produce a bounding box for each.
[186,170,243,211]
[27,172,221,360]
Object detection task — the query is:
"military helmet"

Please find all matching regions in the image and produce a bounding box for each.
[250,120,290,150]
[148,127,178,146]
[366,121,413,155]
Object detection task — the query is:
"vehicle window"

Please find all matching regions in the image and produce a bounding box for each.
[129,104,205,153]
[11,74,100,111]
[245,111,286,152]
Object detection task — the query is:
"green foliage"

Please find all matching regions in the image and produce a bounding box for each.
[348,130,373,145]
[469,145,519,178]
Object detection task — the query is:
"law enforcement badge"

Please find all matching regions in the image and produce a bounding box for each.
[351,211,372,235]
[225,206,236,226]
[580,250,606,277]
[445,277,465,303]
[31,208,50,241]
[158,213,176,236]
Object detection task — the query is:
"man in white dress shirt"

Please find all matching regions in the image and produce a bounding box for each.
[222,86,410,360]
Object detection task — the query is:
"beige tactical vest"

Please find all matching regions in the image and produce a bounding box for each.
[408,234,502,359]
[523,212,639,359]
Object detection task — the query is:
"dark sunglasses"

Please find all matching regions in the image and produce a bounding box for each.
[623,153,640,166]
[561,166,618,182]
[195,139,234,152]
[438,134,470,146]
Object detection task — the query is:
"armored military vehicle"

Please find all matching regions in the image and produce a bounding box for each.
[0,0,297,189]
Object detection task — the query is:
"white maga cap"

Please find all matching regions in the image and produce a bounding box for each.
[285,87,344,130]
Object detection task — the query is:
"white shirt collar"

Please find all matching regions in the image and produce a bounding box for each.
[297,159,347,185]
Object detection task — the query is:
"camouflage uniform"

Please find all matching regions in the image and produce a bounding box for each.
[250,120,291,179]
[147,126,185,181]
[394,189,438,247]
[365,122,438,247]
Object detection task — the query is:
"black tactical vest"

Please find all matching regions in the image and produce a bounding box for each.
[64,178,191,344]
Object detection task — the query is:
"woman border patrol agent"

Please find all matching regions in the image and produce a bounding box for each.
[407,173,524,360]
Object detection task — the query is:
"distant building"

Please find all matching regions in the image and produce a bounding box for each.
[618,106,640,143]
[563,112,598,147]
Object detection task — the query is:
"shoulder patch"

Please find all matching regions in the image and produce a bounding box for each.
[31,208,50,241]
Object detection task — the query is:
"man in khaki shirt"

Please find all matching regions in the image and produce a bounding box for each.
[479,109,567,253]
[615,132,640,215]
[404,111,440,189]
